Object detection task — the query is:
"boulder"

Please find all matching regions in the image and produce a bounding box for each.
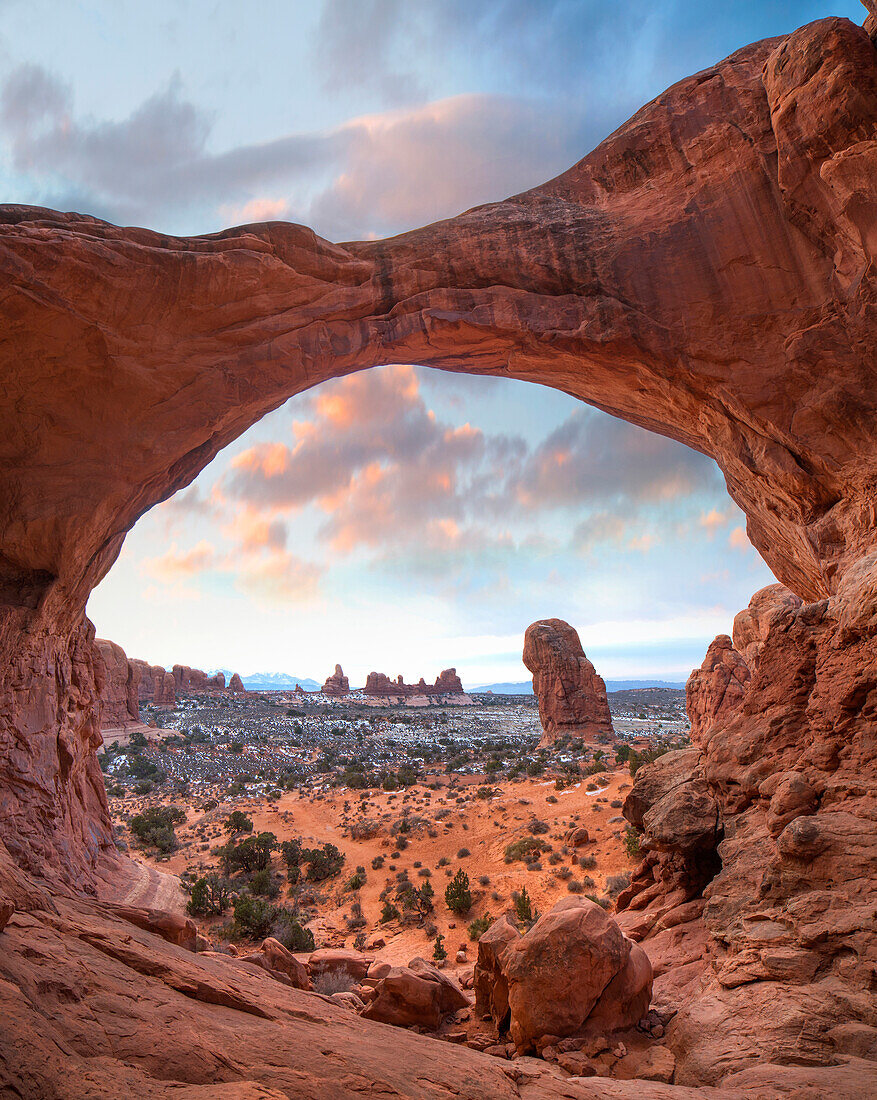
[502,898,652,1052]
[522,619,613,746]
[308,949,372,983]
[362,961,467,1030]
[473,914,520,1029]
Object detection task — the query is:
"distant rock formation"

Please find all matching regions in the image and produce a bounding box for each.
[523,619,613,746]
[94,638,141,726]
[154,669,176,707]
[362,668,465,697]
[322,664,350,696]
[228,672,245,693]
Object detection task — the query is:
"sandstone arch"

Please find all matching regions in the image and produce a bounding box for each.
[1,15,877,1096]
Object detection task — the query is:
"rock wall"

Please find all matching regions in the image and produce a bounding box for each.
[0,13,876,1090]
[523,619,613,746]
[618,582,877,1082]
[94,637,141,727]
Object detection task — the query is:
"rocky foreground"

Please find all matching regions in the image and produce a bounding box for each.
[2,10,877,1099]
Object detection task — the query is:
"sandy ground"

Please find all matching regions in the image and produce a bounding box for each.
[121,766,635,964]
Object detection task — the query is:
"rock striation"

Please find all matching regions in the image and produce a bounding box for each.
[523,619,613,746]
[94,638,141,727]
[363,669,464,697]
[1,12,877,1096]
[321,664,350,696]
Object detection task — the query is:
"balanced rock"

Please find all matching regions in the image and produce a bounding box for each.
[523,619,613,746]
[322,664,349,696]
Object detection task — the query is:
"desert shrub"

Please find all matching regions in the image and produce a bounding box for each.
[314,969,355,995]
[272,909,314,952]
[504,836,549,864]
[624,825,641,858]
[380,901,400,923]
[478,874,490,886]
[130,806,185,853]
[437,856,450,868]
[578,853,597,870]
[133,781,154,795]
[556,866,573,881]
[605,872,631,898]
[300,842,345,882]
[346,866,366,891]
[187,873,232,916]
[457,847,471,858]
[586,893,612,910]
[232,894,275,939]
[371,855,385,870]
[546,794,558,804]
[432,933,447,962]
[225,810,253,833]
[548,852,562,865]
[445,868,472,915]
[417,867,432,878]
[217,832,277,875]
[513,886,537,926]
[468,913,493,941]
[249,867,279,898]
[527,820,550,835]
[567,878,585,894]
[345,901,367,931]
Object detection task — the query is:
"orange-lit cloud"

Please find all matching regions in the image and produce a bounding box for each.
[234,550,323,604]
[729,526,751,551]
[142,540,215,582]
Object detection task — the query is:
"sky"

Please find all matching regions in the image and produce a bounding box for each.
[1,1,861,686]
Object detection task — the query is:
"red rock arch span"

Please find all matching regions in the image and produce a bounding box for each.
[0,16,875,885]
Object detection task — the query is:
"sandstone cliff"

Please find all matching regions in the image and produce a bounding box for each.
[1,12,876,1097]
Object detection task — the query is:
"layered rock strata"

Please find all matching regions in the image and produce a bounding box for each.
[0,12,876,1095]
[523,619,614,746]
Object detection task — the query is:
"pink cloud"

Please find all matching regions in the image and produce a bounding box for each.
[142,540,215,581]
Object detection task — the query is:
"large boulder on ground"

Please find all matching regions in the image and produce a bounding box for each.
[103,904,197,951]
[240,937,311,990]
[307,949,372,984]
[362,961,468,1030]
[523,619,614,747]
[501,898,652,1052]
[474,914,520,1028]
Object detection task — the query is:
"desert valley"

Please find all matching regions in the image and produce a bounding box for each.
[2,3,877,1098]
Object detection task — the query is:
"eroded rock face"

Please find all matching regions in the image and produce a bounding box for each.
[363,669,465,696]
[321,664,350,696]
[228,673,245,694]
[618,581,877,1082]
[0,12,877,1094]
[523,619,613,746]
[94,638,141,727]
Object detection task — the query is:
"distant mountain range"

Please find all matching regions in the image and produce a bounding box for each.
[208,672,688,694]
[471,679,687,693]
[212,670,321,692]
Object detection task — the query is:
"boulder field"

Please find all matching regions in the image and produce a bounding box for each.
[1,11,877,1098]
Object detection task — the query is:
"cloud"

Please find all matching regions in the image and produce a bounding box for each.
[142,540,215,582]
[699,507,732,536]
[234,549,323,604]
[729,525,752,551]
[511,409,721,511]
